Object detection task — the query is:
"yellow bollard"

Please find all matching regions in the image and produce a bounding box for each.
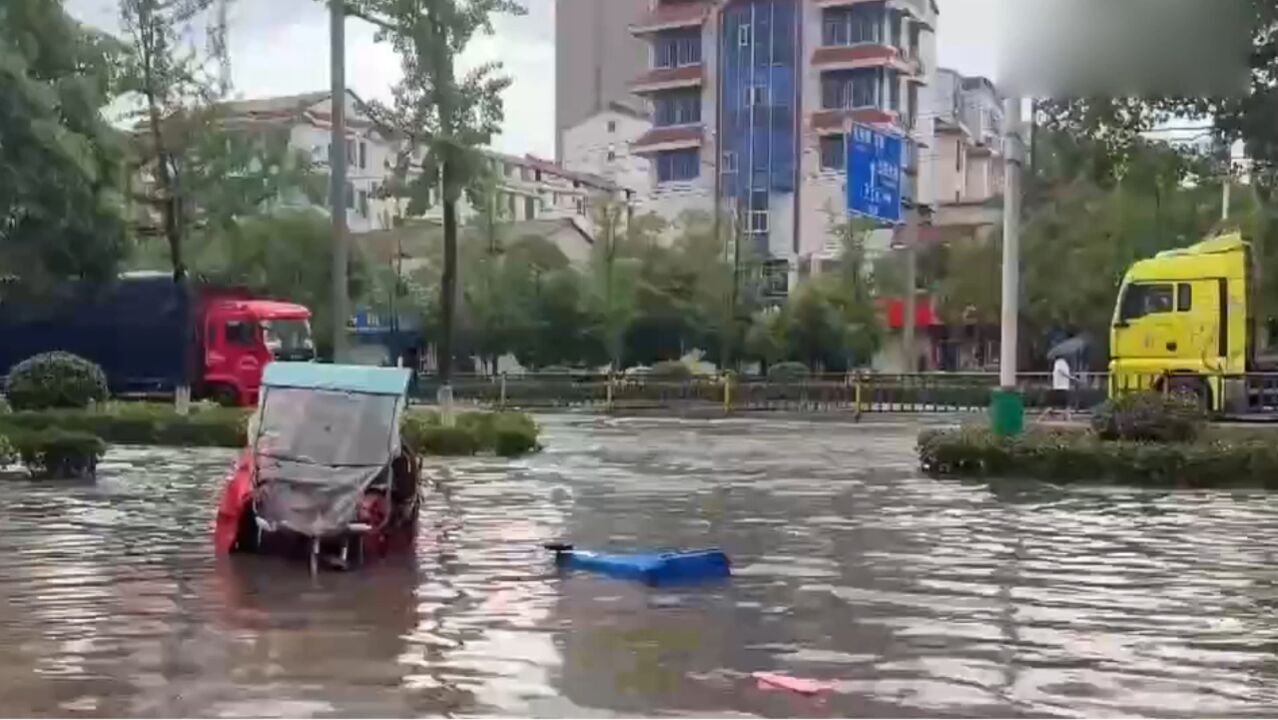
[499,372,507,409]
[722,372,733,414]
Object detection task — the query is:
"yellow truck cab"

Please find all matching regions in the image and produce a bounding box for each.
[1109,232,1256,411]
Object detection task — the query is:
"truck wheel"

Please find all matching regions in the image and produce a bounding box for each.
[210,385,240,408]
[1167,376,1211,412]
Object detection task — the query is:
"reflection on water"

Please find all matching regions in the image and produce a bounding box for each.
[3,417,1278,716]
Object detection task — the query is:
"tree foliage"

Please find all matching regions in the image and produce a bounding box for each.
[118,0,234,280]
[0,0,129,294]
[354,0,525,382]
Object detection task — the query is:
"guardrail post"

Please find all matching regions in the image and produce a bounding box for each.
[854,372,864,421]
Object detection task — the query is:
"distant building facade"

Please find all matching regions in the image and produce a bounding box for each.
[555,0,650,160]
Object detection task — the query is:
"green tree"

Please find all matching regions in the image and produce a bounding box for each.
[118,0,232,280]
[354,0,524,385]
[0,0,128,295]
[590,197,640,369]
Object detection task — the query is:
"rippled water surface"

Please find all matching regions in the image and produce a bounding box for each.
[3,415,1278,717]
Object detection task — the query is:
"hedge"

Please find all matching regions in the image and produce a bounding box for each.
[0,404,249,448]
[0,404,540,457]
[918,426,1278,487]
[8,429,107,479]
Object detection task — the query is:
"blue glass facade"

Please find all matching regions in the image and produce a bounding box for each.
[718,0,797,258]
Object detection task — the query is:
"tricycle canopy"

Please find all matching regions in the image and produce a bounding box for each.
[250,363,412,538]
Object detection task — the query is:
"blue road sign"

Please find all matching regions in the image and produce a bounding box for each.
[846,123,903,224]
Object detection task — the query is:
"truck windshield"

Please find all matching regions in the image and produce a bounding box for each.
[262,319,314,359]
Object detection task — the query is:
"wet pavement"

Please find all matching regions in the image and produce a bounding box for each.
[2,415,1278,717]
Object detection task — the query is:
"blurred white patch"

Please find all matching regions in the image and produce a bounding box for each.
[995,0,1251,97]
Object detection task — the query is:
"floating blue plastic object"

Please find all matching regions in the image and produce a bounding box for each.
[545,544,731,585]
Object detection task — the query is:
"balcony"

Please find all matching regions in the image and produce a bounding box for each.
[631,125,704,155]
[811,44,917,75]
[815,0,936,28]
[630,1,709,35]
[630,64,704,94]
[811,107,897,134]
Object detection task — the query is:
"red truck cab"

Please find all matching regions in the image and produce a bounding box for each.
[199,294,313,406]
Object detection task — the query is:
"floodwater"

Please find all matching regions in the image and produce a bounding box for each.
[3,416,1278,717]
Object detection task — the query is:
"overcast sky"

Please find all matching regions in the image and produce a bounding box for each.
[67,0,1000,158]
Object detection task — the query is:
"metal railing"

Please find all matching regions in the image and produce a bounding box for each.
[408,371,1113,415]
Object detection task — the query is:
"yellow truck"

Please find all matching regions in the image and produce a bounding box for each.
[1109,232,1277,413]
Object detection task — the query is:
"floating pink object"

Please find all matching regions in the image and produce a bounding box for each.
[752,672,834,695]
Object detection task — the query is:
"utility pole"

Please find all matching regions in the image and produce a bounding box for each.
[992,97,1025,436]
[329,0,349,363]
[902,212,918,373]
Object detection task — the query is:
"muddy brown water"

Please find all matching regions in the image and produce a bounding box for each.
[2,415,1278,717]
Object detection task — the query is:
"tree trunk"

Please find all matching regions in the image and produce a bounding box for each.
[440,192,458,383]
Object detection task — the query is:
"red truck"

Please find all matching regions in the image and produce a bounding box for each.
[0,272,315,407]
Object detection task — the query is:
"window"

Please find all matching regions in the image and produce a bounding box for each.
[956,140,963,171]
[890,10,903,50]
[524,196,536,220]
[507,193,517,218]
[1178,283,1193,312]
[819,136,845,170]
[654,31,701,68]
[739,23,751,47]
[889,70,900,110]
[346,139,356,165]
[358,190,369,217]
[1119,283,1175,322]
[575,197,585,215]
[607,150,617,161]
[607,120,617,133]
[225,320,254,347]
[822,4,883,46]
[745,85,768,107]
[535,169,543,182]
[359,141,367,169]
[656,149,700,183]
[344,181,355,209]
[821,69,879,110]
[722,150,738,174]
[654,91,701,126]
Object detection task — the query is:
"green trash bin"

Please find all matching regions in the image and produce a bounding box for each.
[989,388,1024,437]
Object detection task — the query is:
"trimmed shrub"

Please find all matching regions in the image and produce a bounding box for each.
[650,360,692,379]
[1091,391,1206,443]
[10,430,107,479]
[4,352,109,411]
[400,408,539,457]
[918,426,1278,487]
[767,362,811,383]
[0,434,13,468]
[413,425,480,456]
[492,412,539,457]
[0,404,249,448]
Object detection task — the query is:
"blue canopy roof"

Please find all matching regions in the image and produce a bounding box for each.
[261,362,411,397]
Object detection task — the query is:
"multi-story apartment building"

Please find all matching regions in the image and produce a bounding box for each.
[158,91,628,242]
[555,0,651,160]
[626,0,940,293]
[561,102,654,197]
[927,68,1004,241]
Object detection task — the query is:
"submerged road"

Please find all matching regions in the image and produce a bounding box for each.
[1,415,1277,717]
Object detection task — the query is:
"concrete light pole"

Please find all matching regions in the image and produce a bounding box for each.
[991,97,1025,436]
[329,0,350,363]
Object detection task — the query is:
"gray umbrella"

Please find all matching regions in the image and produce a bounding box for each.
[1047,336,1089,361]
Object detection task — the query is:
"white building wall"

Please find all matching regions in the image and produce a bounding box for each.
[563,109,652,195]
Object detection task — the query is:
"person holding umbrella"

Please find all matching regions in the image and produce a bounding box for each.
[1045,334,1088,420]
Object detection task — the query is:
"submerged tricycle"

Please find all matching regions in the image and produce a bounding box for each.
[214,362,421,573]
